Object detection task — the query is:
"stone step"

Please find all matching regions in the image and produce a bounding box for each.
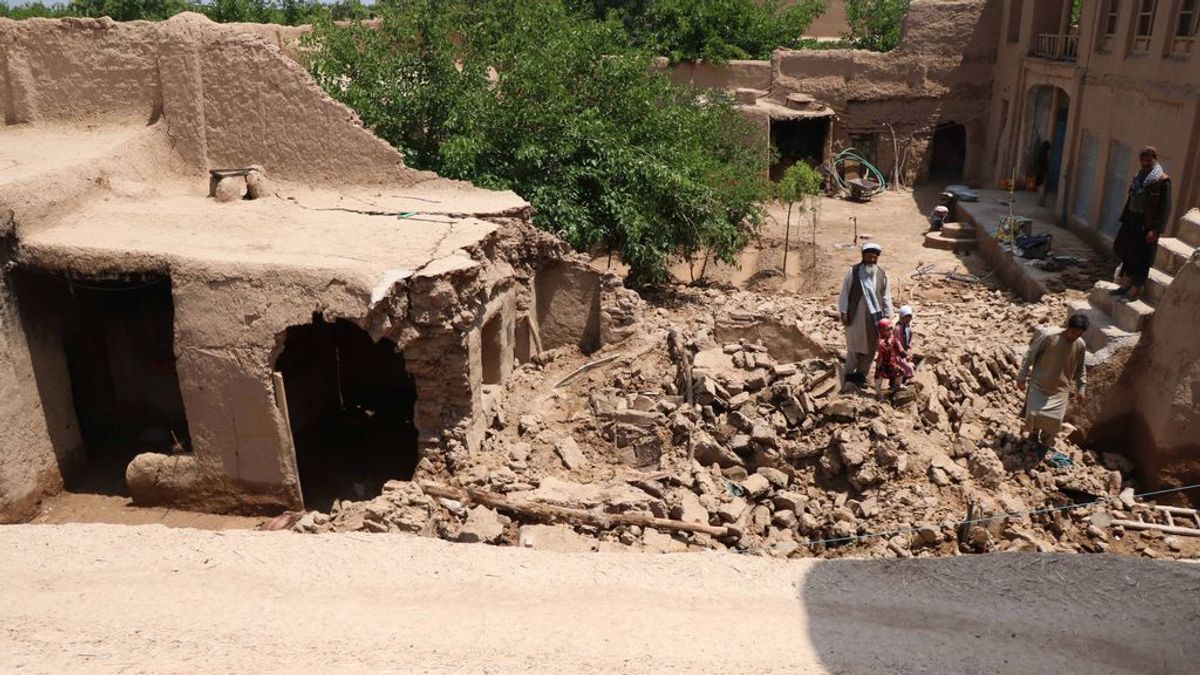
[940,221,976,239]
[1114,297,1156,332]
[1144,267,1174,305]
[1066,299,1138,353]
[923,231,977,252]
[1088,281,1119,315]
[1154,237,1196,276]
[1089,282,1156,332]
[1176,208,1200,248]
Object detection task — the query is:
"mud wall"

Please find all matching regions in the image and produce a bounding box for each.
[667,60,772,91]
[804,0,848,38]
[1084,255,1200,504]
[666,1,1001,183]
[0,14,423,185]
[117,222,623,514]
[0,265,64,523]
[773,0,999,182]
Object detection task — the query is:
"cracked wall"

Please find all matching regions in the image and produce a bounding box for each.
[0,14,637,518]
[1,217,631,517]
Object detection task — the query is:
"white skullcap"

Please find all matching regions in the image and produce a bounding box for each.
[898,305,914,317]
[861,243,882,253]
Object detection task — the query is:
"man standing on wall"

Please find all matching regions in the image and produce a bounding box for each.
[838,243,893,386]
[1111,146,1171,302]
[1017,314,1088,453]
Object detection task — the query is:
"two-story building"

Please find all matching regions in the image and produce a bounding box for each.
[985,0,1200,248]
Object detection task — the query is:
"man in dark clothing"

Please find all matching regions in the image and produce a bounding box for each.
[1034,140,1052,187]
[1111,146,1172,301]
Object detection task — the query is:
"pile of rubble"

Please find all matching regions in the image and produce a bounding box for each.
[297,280,1191,559]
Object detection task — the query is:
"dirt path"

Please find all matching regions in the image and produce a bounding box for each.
[1,524,1196,674]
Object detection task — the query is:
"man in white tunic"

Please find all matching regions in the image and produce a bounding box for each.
[837,243,893,386]
[1017,314,1088,450]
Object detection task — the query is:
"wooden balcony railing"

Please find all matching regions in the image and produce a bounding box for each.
[1033,33,1079,61]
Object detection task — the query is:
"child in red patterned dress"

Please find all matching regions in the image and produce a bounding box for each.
[873,318,908,398]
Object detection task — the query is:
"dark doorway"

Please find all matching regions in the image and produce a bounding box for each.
[770,116,831,181]
[480,313,503,385]
[929,123,967,180]
[1046,101,1069,192]
[275,316,419,511]
[11,270,191,496]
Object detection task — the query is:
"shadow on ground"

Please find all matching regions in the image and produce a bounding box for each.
[800,553,1200,674]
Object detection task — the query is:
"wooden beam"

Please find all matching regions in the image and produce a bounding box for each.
[421,482,736,539]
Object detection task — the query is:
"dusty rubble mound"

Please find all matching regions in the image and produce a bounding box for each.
[290,278,1188,560]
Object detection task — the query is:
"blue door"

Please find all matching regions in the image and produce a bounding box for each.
[1047,112,1068,192]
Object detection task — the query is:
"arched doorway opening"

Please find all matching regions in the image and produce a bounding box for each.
[929,123,967,180]
[275,316,419,510]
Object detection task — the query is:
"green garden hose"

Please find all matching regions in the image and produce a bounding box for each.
[831,148,888,196]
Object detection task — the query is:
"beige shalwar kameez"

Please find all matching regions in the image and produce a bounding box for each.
[837,264,893,378]
[1017,330,1087,448]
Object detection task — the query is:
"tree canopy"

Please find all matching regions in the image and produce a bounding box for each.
[843,0,911,52]
[305,0,771,284]
[0,0,369,24]
[568,0,826,63]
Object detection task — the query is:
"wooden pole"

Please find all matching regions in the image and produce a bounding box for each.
[1110,518,1200,538]
[554,354,621,388]
[421,482,737,539]
[782,203,792,276]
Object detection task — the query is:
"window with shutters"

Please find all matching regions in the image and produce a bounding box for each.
[1098,0,1121,51]
[1171,0,1198,54]
[1132,0,1157,52]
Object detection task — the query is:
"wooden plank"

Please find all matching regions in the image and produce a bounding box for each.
[1111,518,1200,537]
[1153,505,1200,516]
[272,371,304,509]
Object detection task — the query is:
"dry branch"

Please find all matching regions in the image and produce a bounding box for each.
[554,354,622,388]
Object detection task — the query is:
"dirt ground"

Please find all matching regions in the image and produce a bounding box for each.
[0,524,1196,674]
[591,187,983,298]
[31,492,262,530]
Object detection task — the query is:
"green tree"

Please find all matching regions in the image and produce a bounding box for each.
[204,0,276,24]
[65,0,192,21]
[568,0,826,63]
[843,0,910,52]
[305,0,769,284]
[775,162,823,273]
[0,0,351,25]
[1,2,72,19]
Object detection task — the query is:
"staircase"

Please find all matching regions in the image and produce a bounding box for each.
[923,221,978,253]
[1068,208,1200,354]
